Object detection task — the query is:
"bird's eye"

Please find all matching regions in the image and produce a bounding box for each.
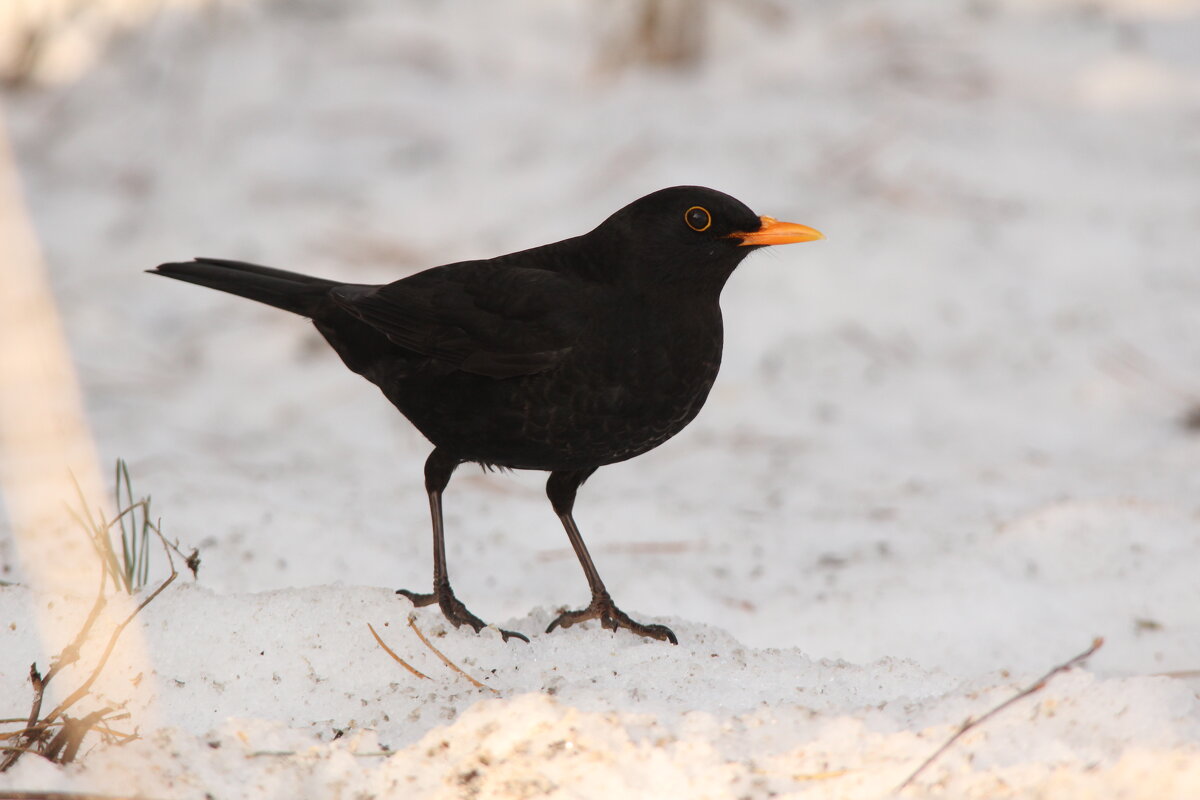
[684,206,712,232]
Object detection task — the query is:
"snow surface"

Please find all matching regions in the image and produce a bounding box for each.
[2,0,1200,796]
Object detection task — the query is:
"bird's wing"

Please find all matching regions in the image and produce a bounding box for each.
[328,263,587,379]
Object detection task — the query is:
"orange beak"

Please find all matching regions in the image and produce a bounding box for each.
[729,216,825,247]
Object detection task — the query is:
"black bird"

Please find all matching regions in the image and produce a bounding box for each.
[151,186,823,644]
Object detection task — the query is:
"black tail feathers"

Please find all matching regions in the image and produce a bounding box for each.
[149,258,340,317]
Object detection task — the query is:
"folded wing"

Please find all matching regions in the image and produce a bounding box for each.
[329,263,587,379]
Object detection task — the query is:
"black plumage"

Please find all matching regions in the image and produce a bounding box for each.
[151,186,823,643]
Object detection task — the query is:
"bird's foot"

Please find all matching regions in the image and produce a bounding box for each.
[396,586,529,643]
[545,590,678,644]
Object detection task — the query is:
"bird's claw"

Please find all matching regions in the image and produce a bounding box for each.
[395,588,438,607]
[396,586,529,643]
[494,627,530,643]
[546,593,678,644]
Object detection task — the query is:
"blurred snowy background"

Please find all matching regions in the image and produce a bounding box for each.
[2,0,1199,796]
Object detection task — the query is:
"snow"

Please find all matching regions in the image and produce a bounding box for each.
[2,0,1200,796]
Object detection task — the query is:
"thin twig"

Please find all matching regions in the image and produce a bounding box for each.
[366,623,428,680]
[406,615,498,694]
[44,570,176,724]
[1,665,44,770]
[0,721,132,741]
[0,792,156,800]
[44,565,109,686]
[245,750,393,759]
[44,709,109,764]
[2,490,180,773]
[793,769,850,782]
[3,574,173,770]
[0,568,109,772]
[896,637,1104,794]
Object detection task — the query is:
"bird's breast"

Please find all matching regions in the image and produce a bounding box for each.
[525,300,724,465]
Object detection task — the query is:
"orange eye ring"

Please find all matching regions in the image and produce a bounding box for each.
[684,206,711,232]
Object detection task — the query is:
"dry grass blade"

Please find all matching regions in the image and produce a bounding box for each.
[0,720,132,742]
[0,569,106,772]
[0,792,158,800]
[43,709,110,764]
[1,569,175,771]
[1,462,184,773]
[367,623,429,680]
[1154,669,1200,679]
[43,570,176,725]
[407,615,498,694]
[792,769,850,782]
[896,637,1105,794]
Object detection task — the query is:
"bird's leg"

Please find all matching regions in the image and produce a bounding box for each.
[397,449,528,643]
[544,470,678,644]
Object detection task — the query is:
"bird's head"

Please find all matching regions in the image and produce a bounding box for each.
[591,186,824,292]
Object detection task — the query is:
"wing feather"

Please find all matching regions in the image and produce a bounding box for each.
[329,263,585,379]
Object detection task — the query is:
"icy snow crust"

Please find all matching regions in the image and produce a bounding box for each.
[2,0,1200,796]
